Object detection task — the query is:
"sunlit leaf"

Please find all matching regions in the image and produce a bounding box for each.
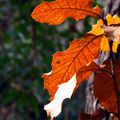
[89,14,120,52]
[43,34,102,100]
[31,0,102,25]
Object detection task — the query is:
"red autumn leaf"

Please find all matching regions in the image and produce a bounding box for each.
[43,34,102,100]
[31,0,102,25]
[80,108,105,120]
[94,60,120,113]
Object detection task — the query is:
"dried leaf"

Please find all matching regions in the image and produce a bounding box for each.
[113,41,120,53]
[44,74,77,119]
[89,14,120,52]
[101,25,120,42]
[80,108,105,120]
[100,36,110,52]
[76,61,100,84]
[44,61,100,119]
[31,0,102,25]
[94,60,120,113]
[90,14,120,36]
[43,34,102,100]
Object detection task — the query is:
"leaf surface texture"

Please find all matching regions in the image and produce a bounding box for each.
[94,60,120,113]
[43,34,102,100]
[31,0,102,25]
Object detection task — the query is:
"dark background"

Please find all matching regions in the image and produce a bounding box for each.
[0,0,104,120]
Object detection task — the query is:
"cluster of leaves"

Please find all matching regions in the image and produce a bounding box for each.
[31,0,120,120]
[0,0,98,119]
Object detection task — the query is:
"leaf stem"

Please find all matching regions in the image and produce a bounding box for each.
[109,41,120,120]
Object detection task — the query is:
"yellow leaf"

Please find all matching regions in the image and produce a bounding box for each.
[89,19,104,36]
[100,36,110,52]
[90,14,120,36]
[90,14,120,52]
[113,41,120,53]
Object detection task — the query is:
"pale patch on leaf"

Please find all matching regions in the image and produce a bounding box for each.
[44,74,77,119]
[44,71,52,75]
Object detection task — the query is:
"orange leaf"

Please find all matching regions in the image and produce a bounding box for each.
[44,61,100,119]
[94,60,120,113]
[31,0,102,25]
[43,34,102,100]
[76,61,100,84]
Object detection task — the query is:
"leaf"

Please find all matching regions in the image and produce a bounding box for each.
[94,60,120,113]
[31,0,102,25]
[90,14,120,36]
[113,41,120,53]
[100,36,110,52]
[44,61,100,119]
[89,14,120,52]
[76,61,100,84]
[43,34,102,100]
[44,74,77,119]
[3,90,21,104]
[101,25,120,42]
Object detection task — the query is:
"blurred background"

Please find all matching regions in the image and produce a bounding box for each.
[0,0,114,120]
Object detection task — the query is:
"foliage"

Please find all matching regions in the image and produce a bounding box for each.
[43,34,102,100]
[94,60,120,113]
[0,0,101,120]
[32,0,120,120]
[31,0,102,25]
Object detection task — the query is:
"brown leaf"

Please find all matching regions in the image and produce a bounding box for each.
[80,108,105,120]
[101,25,120,42]
[76,61,100,84]
[94,60,120,113]
[31,0,102,25]
[43,34,102,100]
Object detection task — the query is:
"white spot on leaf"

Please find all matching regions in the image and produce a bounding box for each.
[44,74,77,119]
